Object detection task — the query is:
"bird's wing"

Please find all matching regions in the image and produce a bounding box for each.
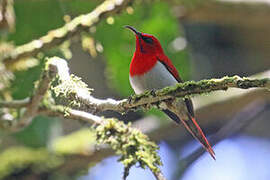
[157,55,215,159]
[157,55,194,117]
[157,54,182,82]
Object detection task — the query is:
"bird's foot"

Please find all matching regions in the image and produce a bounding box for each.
[127,95,134,104]
[150,89,156,97]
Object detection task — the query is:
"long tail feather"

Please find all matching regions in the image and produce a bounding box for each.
[163,109,215,159]
[182,114,215,160]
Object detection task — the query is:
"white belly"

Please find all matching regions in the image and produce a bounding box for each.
[129,61,178,94]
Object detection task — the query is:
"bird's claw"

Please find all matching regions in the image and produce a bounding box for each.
[150,89,156,97]
[127,95,133,104]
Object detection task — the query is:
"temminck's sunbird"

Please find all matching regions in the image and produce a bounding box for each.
[126,25,215,159]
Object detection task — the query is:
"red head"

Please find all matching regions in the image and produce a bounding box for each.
[126,25,170,76]
[126,25,179,78]
[125,25,164,56]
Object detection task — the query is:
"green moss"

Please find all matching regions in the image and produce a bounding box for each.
[0,147,63,179]
[95,118,162,178]
[125,75,270,110]
[51,73,92,107]
[238,77,269,89]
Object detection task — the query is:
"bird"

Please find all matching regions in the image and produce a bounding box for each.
[125,25,215,159]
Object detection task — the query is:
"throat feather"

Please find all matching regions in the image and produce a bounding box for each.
[130,55,157,76]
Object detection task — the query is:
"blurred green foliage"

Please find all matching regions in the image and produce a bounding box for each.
[4,0,190,148]
[52,128,96,155]
[0,147,63,180]
[13,116,58,147]
[8,0,101,44]
[9,0,63,44]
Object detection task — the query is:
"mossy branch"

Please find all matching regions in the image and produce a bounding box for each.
[1,57,269,126]
[43,58,270,115]
[1,0,133,69]
[50,62,270,114]
[118,75,270,111]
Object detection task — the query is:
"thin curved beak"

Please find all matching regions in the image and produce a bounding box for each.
[124,25,141,36]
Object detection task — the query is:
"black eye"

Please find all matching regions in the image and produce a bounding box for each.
[142,36,153,44]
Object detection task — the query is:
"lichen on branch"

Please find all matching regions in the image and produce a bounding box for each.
[50,62,269,114]
[1,57,269,128]
[95,118,162,179]
[121,75,270,111]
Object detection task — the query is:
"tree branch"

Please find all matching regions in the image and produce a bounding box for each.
[119,76,270,111]
[52,57,270,114]
[38,105,103,125]
[0,56,269,136]
[1,0,133,68]
[1,74,269,114]
[1,57,269,121]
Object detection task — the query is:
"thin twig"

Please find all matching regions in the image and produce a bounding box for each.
[153,171,167,180]
[39,105,103,124]
[0,98,30,108]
